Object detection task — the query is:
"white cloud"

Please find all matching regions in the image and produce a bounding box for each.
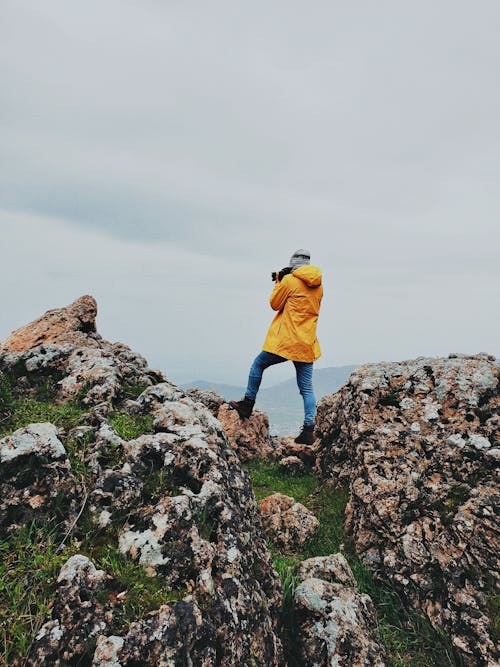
[1,1,499,383]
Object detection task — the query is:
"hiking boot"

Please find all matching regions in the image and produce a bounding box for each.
[294,425,315,445]
[228,396,255,419]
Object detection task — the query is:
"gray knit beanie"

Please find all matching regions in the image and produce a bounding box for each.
[289,249,311,270]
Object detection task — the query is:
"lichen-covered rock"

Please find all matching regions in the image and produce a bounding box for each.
[26,399,284,665]
[0,423,77,526]
[294,577,387,667]
[105,599,216,666]
[216,403,273,461]
[184,387,226,415]
[278,455,306,476]
[297,553,357,587]
[180,389,275,463]
[315,354,500,666]
[259,492,319,552]
[0,296,164,404]
[28,555,108,667]
[272,435,317,465]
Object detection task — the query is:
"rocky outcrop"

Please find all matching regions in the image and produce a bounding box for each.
[0,296,163,404]
[1,294,98,351]
[294,577,387,667]
[297,553,357,587]
[184,387,274,462]
[0,423,78,527]
[294,554,386,667]
[315,354,500,666]
[272,436,318,466]
[259,492,319,552]
[1,297,284,666]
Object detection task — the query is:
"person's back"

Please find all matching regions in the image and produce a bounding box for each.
[230,249,324,445]
[263,264,323,363]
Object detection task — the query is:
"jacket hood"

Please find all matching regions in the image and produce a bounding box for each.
[292,264,322,287]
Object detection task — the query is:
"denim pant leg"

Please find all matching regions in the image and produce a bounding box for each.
[293,361,316,426]
[245,351,287,400]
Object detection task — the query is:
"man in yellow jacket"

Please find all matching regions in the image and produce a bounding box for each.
[230,249,323,445]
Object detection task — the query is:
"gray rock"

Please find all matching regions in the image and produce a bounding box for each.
[315,354,500,666]
[297,553,357,587]
[294,577,387,666]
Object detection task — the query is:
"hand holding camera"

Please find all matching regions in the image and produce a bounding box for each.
[271,266,292,282]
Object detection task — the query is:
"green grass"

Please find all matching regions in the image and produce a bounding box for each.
[0,522,74,665]
[93,545,186,633]
[108,411,154,440]
[245,461,460,667]
[0,512,185,665]
[245,460,317,504]
[0,371,87,440]
[120,383,151,401]
[0,374,178,665]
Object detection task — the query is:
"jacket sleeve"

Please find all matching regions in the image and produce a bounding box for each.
[269,276,292,311]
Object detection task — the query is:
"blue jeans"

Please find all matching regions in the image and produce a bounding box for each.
[245,351,316,427]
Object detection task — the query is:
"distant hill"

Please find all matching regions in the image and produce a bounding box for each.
[181,365,358,435]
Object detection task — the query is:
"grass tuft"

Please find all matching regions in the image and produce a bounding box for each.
[108,412,154,441]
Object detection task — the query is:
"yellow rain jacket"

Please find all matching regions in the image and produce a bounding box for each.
[262,265,323,362]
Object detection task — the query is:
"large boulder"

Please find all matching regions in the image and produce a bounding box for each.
[0,298,285,666]
[0,423,78,527]
[314,354,500,666]
[294,576,387,667]
[1,295,98,351]
[0,296,164,404]
[22,393,285,665]
[184,388,274,462]
[259,492,319,552]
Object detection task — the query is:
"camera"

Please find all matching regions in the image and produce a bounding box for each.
[271,267,292,282]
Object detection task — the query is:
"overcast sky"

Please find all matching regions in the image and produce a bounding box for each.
[1,0,499,387]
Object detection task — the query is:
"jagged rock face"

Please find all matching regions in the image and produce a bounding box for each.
[315,354,500,666]
[185,388,274,462]
[0,296,164,404]
[26,397,284,665]
[297,553,357,588]
[294,578,387,667]
[259,492,319,553]
[0,423,78,527]
[217,404,274,461]
[0,298,284,666]
[294,557,386,667]
[1,294,98,351]
[272,436,318,465]
[30,556,108,666]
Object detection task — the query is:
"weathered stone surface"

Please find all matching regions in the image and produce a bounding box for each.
[259,492,319,552]
[180,389,275,463]
[184,387,226,415]
[297,553,357,587]
[0,296,164,404]
[272,435,318,465]
[315,354,500,666]
[107,599,216,666]
[1,295,98,352]
[0,423,77,526]
[278,455,306,476]
[0,297,285,666]
[28,555,108,667]
[217,403,273,461]
[294,577,387,667]
[33,395,285,665]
